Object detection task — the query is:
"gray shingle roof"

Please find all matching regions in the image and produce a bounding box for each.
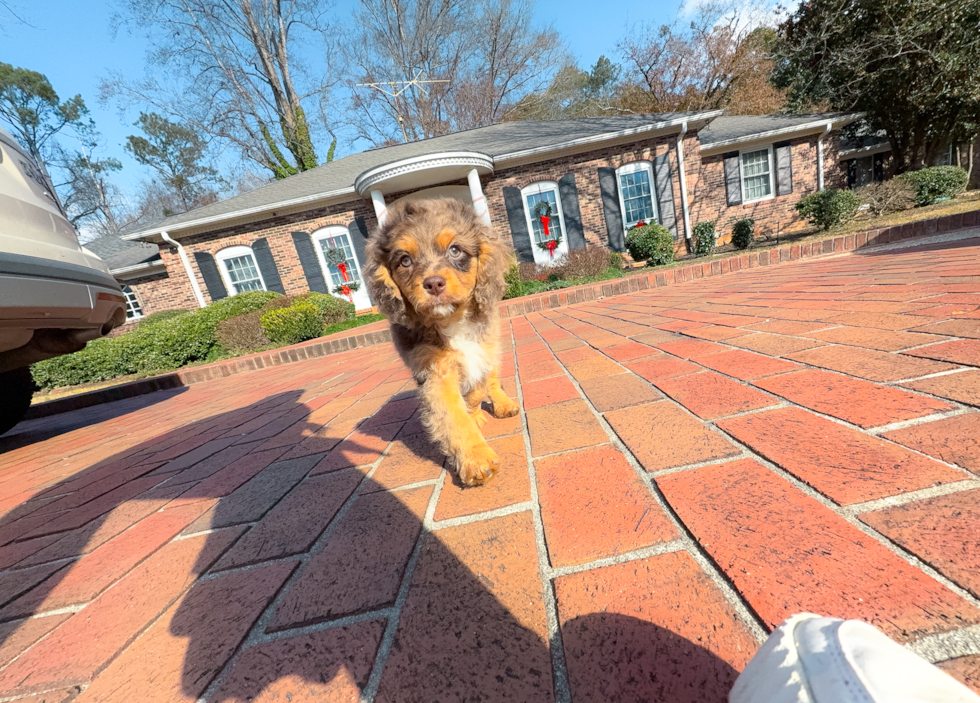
[699,114,859,148]
[85,234,160,272]
[122,112,714,239]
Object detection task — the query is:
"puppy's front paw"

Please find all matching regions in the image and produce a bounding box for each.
[492,396,520,419]
[469,409,489,429]
[457,443,499,487]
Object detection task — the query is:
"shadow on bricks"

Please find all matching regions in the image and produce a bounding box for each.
[0,390,741,703]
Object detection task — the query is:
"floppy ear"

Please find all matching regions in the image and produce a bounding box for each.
[365,237,409,327]
[473,223,513,314]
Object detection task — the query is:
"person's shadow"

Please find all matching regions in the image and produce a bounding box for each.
[0,387,745,702]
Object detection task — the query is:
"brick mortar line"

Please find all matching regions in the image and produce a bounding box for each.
[908,624,980,663]
[195,415,410,703]
[509,321,573,703]
[525,311,980,645]
[865,407,973,435]
[545,540,688,580]
[519,316,771,646]
[842,479,980,516]
[428,501,535,530]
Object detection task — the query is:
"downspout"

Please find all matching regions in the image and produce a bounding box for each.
[817,121,832,191]
[160,230,206,308]
[675,121,692,243]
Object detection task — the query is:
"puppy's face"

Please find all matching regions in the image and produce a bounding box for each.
[368,199,507,324]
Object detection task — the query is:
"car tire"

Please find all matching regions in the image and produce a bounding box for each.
[0,367,35,436]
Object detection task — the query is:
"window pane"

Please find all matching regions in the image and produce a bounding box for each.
[317,234,361,288]
[525,189,563,245]
[618,169,655,226]
[122,285,142,319]
[224,254,264,294]
[741,150,771,199]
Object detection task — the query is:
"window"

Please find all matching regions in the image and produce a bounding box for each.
[616,162,658,230]
[938,144,954,166]
[122,285,143,320]
[740,147,774,202]
[312,226,363,289]
[521,182,569,265]
[216,245,266,294]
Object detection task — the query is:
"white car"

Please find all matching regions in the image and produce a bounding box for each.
[0,126,126,434]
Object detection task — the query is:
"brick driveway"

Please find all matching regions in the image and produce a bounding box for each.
[1,234,980,702]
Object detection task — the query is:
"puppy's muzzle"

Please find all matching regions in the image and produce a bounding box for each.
[423,276,447,296]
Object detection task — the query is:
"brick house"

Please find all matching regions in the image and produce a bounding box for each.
[97,110,868,318]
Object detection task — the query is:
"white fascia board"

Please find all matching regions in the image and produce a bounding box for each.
[699,114,865,156]
[111,260,167,278]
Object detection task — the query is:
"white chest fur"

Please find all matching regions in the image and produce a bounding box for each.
[443,319,492,392]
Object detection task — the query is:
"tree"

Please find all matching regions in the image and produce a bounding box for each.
[771,0,980,172]
[51,140,124,234]
[504,56,621,121]
[104,0,336,179]
[344,0,564,146]
[125,112,222,212]
[616,3,786,116]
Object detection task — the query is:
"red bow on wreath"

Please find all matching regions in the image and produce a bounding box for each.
[546,239,558,257]
[337,262,350,283]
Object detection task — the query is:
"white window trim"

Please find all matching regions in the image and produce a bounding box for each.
[311,225,367,302]
[739,145,775,204]
[615,161,659,232]
[121,285,143,320]
[215,244,267,295]
[520,181,570,266]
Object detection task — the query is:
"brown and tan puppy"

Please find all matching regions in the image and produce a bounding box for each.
[365,198,520,486]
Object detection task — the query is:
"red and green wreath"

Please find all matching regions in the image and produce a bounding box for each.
[532,200,562,257]
[324,247,359,302]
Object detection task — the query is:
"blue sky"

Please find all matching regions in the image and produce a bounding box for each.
[2,0,684,197]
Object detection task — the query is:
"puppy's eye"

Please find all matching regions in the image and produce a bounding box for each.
[447,245,462,259]
[399,255,412,267]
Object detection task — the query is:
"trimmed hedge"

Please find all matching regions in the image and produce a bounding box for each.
[900,166,968,206]
[731,218,754,249]
[692,222,716,256]
[261,303,323,345]
[625,224,675,266]
[796,189,861,230]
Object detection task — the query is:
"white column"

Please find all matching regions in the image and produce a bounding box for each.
[467,168,492,227]
[675,122,692,242]
[817,122,832,191]
[370,189,388,228]
[160,230,206,308]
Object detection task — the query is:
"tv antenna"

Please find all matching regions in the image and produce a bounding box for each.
[357,69,449,143]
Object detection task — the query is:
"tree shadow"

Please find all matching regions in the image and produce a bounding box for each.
[0,387,743,702]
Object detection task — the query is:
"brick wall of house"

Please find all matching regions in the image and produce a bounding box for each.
[482,131,702,257]
[121,260,198,316]
[689,133,846,245]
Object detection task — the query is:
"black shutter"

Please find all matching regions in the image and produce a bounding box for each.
[250,238,285,294]
[775,141,793,196]
[502,186,534,263]
[873,153,885,183]
[597,167,624,252]
[290,231,328,294]
[723,151,742,206]
[193,252,227,301]
[558,173,586,250]
[846,159,857,189]
[653,153,679,240]
[347,217,372,303]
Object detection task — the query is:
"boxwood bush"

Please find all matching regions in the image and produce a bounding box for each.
[900,166,968,206]
[625,223,675,266]
[692,221,716,256]
[731,218,754,249]
[796,189,861,230]
[261,302,323,345]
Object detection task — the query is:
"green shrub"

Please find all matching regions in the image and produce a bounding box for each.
[900,166,968,206]
[692,221,716,256]
[216,310,270,351]
[299,292,355,326]
[731,218,754,249]
[609,252,624,271]
[856,179,916,216]
[138,309,190,327]
[796,189,861,230]
[31,336,130,388]
[261,303,323,345]
[625,224,675,266]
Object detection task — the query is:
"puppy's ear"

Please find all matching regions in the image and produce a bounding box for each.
[365,237,409,326]
[473,223,513,313]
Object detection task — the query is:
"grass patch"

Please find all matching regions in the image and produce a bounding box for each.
[322,313,385,336]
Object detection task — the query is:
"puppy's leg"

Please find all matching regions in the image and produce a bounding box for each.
[465,383,489,429]
[487,368,520,419]
[421,362,498,486]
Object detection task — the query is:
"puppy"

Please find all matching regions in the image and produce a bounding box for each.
[365,198,520,486]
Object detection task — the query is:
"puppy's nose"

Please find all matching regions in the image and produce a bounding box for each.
[423,276,447,296]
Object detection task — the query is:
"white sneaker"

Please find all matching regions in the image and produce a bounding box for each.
[729,613,980,703]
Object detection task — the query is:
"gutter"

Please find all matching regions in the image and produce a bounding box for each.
[160,230,206,308]
[110,260,166,278]
[699,114,864,155]
[675,120,693,242]
[817,121,832,191]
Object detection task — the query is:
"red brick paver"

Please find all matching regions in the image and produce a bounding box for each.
[1,233,979,702]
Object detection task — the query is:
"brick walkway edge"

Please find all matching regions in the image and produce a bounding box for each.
[27,208,980,419]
